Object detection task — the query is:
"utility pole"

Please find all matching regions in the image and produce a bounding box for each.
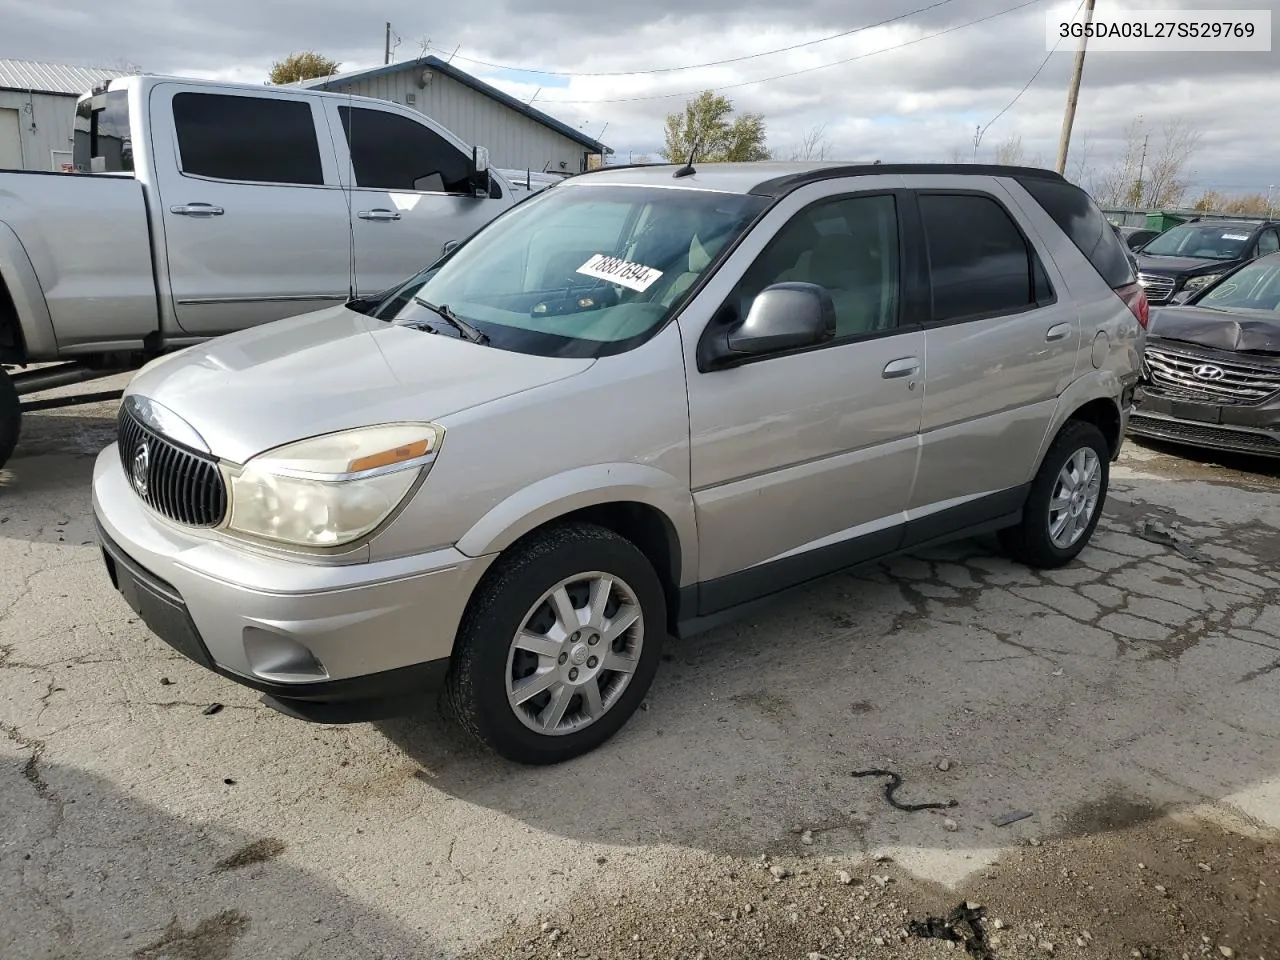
[971,124,981,162]
[1056,0,1097,175]
[384,22,392,65]
[1133,133,1149,207]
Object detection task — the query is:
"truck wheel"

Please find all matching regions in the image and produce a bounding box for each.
[999,420,1109,570]
[0,367,19,470]
[447,522,665,765]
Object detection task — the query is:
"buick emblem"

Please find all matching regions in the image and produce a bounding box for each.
[131,441,151,497]
[1192,364,1225,381]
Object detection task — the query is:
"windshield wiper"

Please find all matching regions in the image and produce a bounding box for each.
[412,297,489,344]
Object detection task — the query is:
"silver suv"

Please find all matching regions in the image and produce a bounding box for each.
[92,162,1147,764]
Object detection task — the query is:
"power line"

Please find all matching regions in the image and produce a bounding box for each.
[534,0,1049,105]
[974,0,1085,158]
[433,0,963,78]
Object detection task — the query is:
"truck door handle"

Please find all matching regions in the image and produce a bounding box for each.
[170,203,224,217]
[1045,322,1073,342]
[882,357,920,379]
[358,208,402,222]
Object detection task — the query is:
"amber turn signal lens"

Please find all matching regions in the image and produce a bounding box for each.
[347,438,432,473]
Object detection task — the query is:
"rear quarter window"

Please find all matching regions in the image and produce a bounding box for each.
[1016,177,1135,288]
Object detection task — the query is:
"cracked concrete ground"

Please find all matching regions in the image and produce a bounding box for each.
[2,390,1280,960]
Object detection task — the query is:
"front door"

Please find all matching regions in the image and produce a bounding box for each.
[906,184,1080,544]
[150,85,352,335]
[329,103,507,297]
[680,183,926,614]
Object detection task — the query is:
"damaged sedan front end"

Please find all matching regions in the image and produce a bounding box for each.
[1129,253,1280,459]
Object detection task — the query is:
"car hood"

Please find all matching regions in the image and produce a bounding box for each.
[1148,305,1280,355]
[1136,254,1238,276]
[126,305,595,463]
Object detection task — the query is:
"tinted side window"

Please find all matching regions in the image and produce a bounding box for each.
[1256,229,1279,256]
[729,194,900,338]
[919,194,1038,322]
[1016,177,1134,287]
[173,93,323,185]
[339,107,470,193]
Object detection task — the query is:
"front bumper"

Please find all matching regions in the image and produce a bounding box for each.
[1128,390,1280,459]
[92,444,494,721]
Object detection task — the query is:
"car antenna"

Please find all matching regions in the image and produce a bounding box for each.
[673,138,700,179]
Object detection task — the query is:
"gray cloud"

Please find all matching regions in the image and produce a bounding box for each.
[4,0,1277,199]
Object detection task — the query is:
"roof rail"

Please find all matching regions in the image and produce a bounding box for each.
[749,162,1067,198]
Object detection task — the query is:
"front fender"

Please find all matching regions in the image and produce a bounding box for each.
[0,221,57,359]
[455,462,697,586]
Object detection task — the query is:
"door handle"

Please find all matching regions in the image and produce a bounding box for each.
[1045,322,1073,342]
[170,203,224,217]
[358,208,402,222]
[882,357,921,379]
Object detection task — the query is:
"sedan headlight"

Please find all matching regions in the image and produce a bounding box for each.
[1183,273,1225,291]
[224,423,443,548]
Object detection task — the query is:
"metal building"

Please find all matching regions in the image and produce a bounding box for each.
[301,56,610,174]
[0,59,130,171]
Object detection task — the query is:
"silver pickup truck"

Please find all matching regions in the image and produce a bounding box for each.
[0,74,537,467]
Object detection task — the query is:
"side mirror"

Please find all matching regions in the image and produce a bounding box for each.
[469,146,491,198]
[726,282,836,356]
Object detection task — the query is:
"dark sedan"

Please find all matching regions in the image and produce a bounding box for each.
[1135,218,1280,305]
[1129,251,1280,458]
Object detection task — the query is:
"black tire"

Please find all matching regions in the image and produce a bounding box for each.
[0,366,20,470]
[446,521,666,765]
[999,420,1110,570]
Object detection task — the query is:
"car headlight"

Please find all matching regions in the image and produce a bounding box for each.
[1183,273,1224,291]
[224,423,443,548]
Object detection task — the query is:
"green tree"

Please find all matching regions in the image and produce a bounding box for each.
[269,52,341,85]
[662,91,769,164]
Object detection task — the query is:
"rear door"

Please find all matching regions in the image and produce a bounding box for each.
[149,85,352,335]
[325,102,507,297]
[906,181,1078,545]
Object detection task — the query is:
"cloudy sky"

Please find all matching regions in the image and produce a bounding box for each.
[6,0,1277,201]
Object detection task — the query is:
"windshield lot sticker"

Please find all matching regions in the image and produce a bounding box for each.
[577,254,663,292]
[1221,233,1250,241]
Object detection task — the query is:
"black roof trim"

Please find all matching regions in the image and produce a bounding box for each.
[749,163,1068,198]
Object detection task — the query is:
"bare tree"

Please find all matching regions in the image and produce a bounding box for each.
[1092,116,1201,209]
[786,124,833,161]
[948,146,969,163]
[1143,118,1203,209]
[994,133,1025,166]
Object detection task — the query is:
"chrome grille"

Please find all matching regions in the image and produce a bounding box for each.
[117,405,227,527]
[1142,346,1280,405]
[1137,272,1175,302]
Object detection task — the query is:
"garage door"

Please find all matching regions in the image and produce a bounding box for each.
[0,108,22,169]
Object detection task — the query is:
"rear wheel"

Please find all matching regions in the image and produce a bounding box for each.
[1000,420,1109,569]
[447,522,665,765]
[0,367,20,470]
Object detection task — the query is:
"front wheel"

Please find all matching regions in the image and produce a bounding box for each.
[447,522,665,764]
[999,420,1109,569]
[0,366,20,470]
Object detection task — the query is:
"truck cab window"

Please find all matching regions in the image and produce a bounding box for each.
[338,107,470,194]
[172,93,324,185]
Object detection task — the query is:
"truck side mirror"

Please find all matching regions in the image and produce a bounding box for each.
[470,146,491,198]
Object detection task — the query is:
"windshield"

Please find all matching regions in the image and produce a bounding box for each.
[1197,259,1280,313]
[373,184,768,357]
[1141,223,1252,260]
